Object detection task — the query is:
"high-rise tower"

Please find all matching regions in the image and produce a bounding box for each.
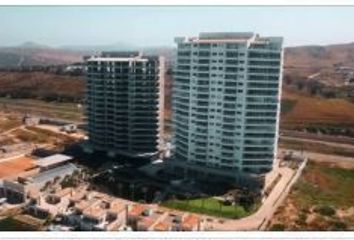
[85,52,164,158]
[171,32,283,182]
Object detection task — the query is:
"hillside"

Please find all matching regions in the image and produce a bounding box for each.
[284,42,354,87]
[0,44,84,67]
[0,71,84,102]
[285,42,354,70]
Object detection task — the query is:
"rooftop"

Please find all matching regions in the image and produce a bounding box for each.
[175,32,282,44]
[30,163,78,185]
[87,57,149,62]
[182,214,200,230]
[35,154,73,168]
[54,187,73,198]
[109,199,126,214]
[69,187,87,202]
[139,209,166,229]
[83,201,107,220]
[129,204,147,217]
[86,51,159,63]
[75,198,99,212]
[199,32,255,40]
[153,221,170,231]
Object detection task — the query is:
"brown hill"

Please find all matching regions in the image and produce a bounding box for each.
[0,46,84,67]
[286,43,354,66]
[0,71,84,102]
[284,42,354,80]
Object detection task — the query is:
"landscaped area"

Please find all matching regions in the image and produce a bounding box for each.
[0,217,37,231]
[162,197,257,219]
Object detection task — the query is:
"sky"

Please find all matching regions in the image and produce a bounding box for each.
[1,6,354,48]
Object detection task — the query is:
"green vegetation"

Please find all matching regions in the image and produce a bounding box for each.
[270,161,354,230]
[332,221,347,231]
[314,205,336,217]
[281,99,297,115]
[162,197,256,219]
[0,217,36,231]
[269,223,285,231]
[291,162,354,209]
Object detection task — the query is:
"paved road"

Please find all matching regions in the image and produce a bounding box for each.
[285,150,354,169]
[281,135,354,150]
[206,166,296,231]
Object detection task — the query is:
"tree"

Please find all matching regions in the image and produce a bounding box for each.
[129,184,135,201]
[219,200,223,213]
[185,193,192,207]
[142,186,148,203]
[200,194,208,210]
[118,183,123,197]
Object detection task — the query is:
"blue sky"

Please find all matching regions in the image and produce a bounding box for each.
[1,6,354,47]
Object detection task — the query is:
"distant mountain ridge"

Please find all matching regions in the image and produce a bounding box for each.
[285,42,354,72]
[0,42,84,67]
[1,40,354,71]
[0,41,175,67]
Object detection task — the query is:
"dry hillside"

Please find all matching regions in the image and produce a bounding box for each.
[284,42,354,88]
[0,71,84,102]
[0,45,83,67]
[285,42,354,73]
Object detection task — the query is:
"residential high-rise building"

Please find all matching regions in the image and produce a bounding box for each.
[171,32,283,183]
[84,52,164,158]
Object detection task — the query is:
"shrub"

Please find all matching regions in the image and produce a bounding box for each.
[270,223,285,231]
[331,221,347,231]
[296,212,307,226]
[314,205,336,217]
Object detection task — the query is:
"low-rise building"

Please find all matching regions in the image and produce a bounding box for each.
[127,205,202,231]
[62,191,129,231]
[0,154,77,204]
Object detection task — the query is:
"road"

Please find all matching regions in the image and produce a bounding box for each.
[207,166,296,231]
[282,149,354,169]
[34,124,86,140]
[280,135,354,150]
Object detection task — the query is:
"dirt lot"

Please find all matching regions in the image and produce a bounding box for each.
[279,137,354,158]
[0,156,36,179]
[0,98,83,122]
[0,113,22,132]
[269,159,354,231]
[281,89,354,128]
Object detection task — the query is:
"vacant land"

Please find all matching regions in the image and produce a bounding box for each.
[0,113,22,132]
[279,137,354,158]
[281,89,354,129]
[0,71,84,101]
[0,98,83,122]
[162,197,253,219]
[0,156,36,179]
[294,163,354,208]
[269,161,354,231]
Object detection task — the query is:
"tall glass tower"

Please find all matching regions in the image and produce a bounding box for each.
[171,32,283,182]
[85,52,164,158]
